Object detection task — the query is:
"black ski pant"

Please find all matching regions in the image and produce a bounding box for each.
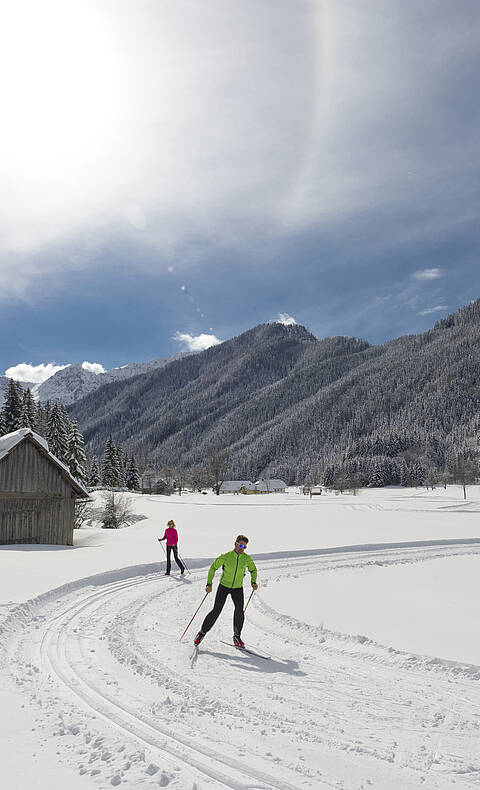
[201,584,244,636]
[166,544,184,574]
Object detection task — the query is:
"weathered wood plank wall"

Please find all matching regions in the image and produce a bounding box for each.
[0,441,75,545]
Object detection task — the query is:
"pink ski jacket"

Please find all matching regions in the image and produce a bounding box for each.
[161,526,179,546]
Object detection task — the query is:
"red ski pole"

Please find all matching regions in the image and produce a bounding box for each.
[179,592,209,641]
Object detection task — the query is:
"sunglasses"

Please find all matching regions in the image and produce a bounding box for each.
[237,543,247,548]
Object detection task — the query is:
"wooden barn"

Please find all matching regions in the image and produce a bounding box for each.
[0,428,89,546]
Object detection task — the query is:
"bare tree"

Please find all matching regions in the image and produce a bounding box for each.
[74,498,92,529]
[189,464,211,492]
[134,443,154,478]
[207,447,229,495]
[454,456,477,500]
[173,466,188,495]
[140,467,156,494]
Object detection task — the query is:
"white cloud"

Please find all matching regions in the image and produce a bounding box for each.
[82,361,106,374]
[412,268,443,281]
[173,332,222,352]
[276,313,298,326]
[0,1,478,303]
[418,305,448,316]
[4,362,69,384]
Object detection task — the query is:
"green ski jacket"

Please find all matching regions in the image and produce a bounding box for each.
[207,549,257,588]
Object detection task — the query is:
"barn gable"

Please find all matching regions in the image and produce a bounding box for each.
[0,428,88,546]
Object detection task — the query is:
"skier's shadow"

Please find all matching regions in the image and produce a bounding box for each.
[200,648,306,676]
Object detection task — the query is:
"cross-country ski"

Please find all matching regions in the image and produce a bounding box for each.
[220,639,271,660]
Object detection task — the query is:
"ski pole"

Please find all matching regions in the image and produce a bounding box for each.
[158,539,170,575]
[178,551,190,574]
[244,588,255,614]
[158,539,167,558]
[179,592,209,641]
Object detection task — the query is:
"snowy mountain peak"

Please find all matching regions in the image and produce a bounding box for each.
[35,353,192,405]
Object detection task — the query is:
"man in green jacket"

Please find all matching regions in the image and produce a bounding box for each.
[194,534,258,648]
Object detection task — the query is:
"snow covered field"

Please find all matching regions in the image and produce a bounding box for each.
[1,486,480,789]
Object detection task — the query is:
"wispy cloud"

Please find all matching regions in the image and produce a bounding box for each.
[276,313,297,326]
[82,361,106,374]
[406,296,420,308]
[173,332,222,352]
[418,305,448,316]
[412,269,443,281]
[4,362,69,384]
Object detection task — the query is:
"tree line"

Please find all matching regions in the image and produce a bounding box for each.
[0,379,229,495]
[0,379,143,491]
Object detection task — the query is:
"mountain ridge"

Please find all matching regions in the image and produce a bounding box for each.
[41,301,480,483]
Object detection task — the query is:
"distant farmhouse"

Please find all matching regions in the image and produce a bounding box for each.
[220,479,287,494]
[255,479,287,493]
[0,428,89,546]
[219,480,255,494]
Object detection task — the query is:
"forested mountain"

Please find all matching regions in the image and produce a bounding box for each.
[68,300,480,486]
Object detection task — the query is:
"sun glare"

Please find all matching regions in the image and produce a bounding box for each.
[0,0,122,175]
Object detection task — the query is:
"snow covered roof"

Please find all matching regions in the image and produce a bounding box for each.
[0,427,48,460]
[220,480,255,491]
[0,428,89,497]
[255,479,287,488]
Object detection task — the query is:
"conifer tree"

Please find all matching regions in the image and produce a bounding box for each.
[368,459,385,488]
[126,455,140,490]
[47,403,68,462]
[44,400,52,426]
[35,403,48,438]
[20,388,37,430]
[88,456,100,487]
[1,378,23,433]
[102,435,121,488]
[0,410,6,436]
[399,459,410,487]
[60,404,73,439]
[411,461,426,487]
[66,420,87,483]
[116,442,127,487]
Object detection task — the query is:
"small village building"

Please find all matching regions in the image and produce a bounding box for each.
[254,479,287,493]
[0,428,89,546]
[219,480,255,494]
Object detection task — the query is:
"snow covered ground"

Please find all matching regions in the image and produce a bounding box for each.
[1,486,480,789]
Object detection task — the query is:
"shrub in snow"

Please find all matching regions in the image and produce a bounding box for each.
[100,492,135,529]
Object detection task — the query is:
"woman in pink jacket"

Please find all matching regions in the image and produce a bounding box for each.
[159,519,185,575]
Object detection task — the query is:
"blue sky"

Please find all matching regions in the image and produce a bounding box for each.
[1,0,480,383]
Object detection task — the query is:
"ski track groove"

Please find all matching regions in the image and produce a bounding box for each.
[24,570,307,790]
[4,540,480,789]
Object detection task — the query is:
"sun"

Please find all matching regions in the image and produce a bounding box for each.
[0,0,123,176]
